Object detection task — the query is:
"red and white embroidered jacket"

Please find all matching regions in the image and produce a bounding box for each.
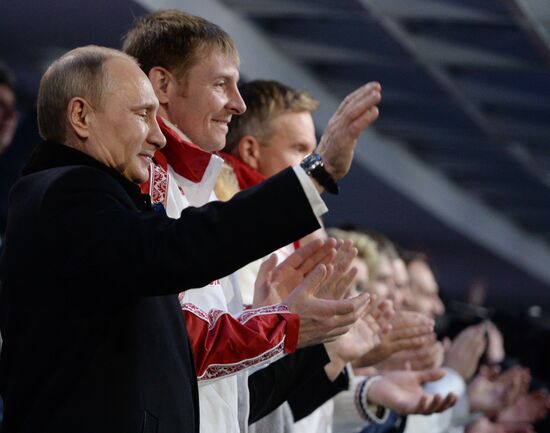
[141,117,300,433]
[141,117,300,380]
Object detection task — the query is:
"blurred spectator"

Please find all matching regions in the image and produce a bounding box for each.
[0,62,18,251]
[0,62,18,156]
[405,255,445,318]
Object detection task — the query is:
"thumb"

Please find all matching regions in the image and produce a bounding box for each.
[260,253,278,275]
[255,254,278,290]
[418,368,446,384]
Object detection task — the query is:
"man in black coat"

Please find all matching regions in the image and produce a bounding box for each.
[0,45,380,432]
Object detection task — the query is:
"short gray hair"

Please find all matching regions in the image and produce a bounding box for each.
[37,45,136,142]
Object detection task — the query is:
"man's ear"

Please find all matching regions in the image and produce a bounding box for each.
[148,67,173,104]
[67,97,93,139]
[237,135,261,170]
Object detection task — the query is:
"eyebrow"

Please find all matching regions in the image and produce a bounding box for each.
[131,102,158,112]
[213,68,240,81]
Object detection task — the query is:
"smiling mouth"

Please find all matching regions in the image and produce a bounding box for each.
[213,119,230,127]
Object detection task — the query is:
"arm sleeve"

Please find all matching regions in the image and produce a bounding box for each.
[288,367,349,421]
[41,166,321,297]
[292,165,328,222]
[182,303,300,382]
[333,373,390,433]
[357,412,407,433]
[247,344,330,424]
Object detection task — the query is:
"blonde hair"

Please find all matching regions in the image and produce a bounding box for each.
[37,45,135,142]
[123,9,238,83]
[214,162,240,201]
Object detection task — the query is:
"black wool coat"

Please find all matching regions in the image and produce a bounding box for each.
[0,141,320,433]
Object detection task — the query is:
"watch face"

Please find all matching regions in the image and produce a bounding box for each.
[301,153,322,171]
[301,153,339,194]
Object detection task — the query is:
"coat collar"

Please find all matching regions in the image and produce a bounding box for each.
[23,140,147,207]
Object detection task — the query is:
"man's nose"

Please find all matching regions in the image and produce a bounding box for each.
[149,117,167,149]
[227,87,246,115]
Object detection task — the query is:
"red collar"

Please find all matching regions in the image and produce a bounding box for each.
[155,116,213,183]
[218,152,266,190]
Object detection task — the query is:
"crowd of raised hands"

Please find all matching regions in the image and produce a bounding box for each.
[249,229,550,433]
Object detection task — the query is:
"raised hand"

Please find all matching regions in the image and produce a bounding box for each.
[317,82,382,181]
[283,264,371,348]
[353,310,435,368]
[316,240,359,300]
[367,369,458,415]
[253,238,338,307]
[468,368,526,416]
[493,366,531,400]
[498,389,550,424]
[444,323,487,381]
[324,299,394,379]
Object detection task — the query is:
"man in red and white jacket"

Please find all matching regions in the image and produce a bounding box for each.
[123,10,381,433]
[142,116,302,381]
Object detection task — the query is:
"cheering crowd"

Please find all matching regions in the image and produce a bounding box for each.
[0,9,548,433]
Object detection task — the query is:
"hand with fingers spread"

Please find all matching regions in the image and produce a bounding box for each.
[498,388,550,424]
[444,323,487,381]
[493,366,531,400]
[468,368,527,416]
[324,299,394,379]
[252,238,338,308]
[315,240,360,300]
[353,310,435,368]
[364,299,394,339]
[366,369,458,415]
[316,82,382,182]
[282,264,372,348]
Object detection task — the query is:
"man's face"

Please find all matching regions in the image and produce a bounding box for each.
[389,258,412,310]
[0,83,18,155]
[256,111,317,177]
[349,256,369,297]
[164,47,246,152]
[369,253,392,299]
[85,58,165,183]
[406,260,445,318]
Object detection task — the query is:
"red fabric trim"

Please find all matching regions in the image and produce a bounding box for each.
[200,341,286,381]
[218,151,266,190]
[156,116,212,183]
[182,303,299,379]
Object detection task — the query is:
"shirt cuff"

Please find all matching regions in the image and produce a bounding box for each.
[357,376,390,424]
[292,165,329,219]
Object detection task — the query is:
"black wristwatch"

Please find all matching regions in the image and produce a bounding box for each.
[300,153,340,195]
